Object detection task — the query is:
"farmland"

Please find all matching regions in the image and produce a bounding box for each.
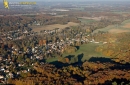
[32,22,79,32]
[93,19,130,34]
[78,18,96,24]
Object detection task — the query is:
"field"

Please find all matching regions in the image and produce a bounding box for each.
[78,17,102,21]
[78,18,96,24]
[32,22,79,32]
[69,8,85,11]
[46,43,106,63]
[46,57,58,63]
[93,19,130,34]
[54,15,68,17]
[63,43,106,61]
[109,29,130,33]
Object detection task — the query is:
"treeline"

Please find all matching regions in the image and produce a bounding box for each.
[0,14,80,32]
[32,14,80,25]
[8,60,130,85]
[0,16,33,32]
[95,33,130,64]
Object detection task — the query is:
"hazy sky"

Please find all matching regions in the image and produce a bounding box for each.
[0,0,129,2]
[2,0,130,1]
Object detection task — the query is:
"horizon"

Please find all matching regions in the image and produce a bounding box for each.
[1,0,130,2]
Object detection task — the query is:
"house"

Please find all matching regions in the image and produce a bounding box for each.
[0,68,5,71]
[8,72,14,78]
[4,70,9,73]
[0,76,4,79]
[0,39,3,43]
[22,70,27,73]
[18,64,22,67]
[94,42,99,44]
[0,57,2,61]
[36,23,40,26]
[103,42,108,44]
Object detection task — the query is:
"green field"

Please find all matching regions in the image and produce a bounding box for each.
[121,19,130,25]
[70,8,85,11]
[92,25,116,34]
[46,43,105,63]
[78,18,96,24]
[63,43,105,61]
[111,10,130,14]
[46,57,58,63]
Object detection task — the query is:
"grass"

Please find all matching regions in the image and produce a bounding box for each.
[112,11,130,14]
[32,22,79,32]
[46,43,105,63]
[93,19,130,34]
[70,8,85,11]
[93,25,116,34]
[46,57,58,63]
[78,18,96,24]
[121,19,130,25]
[63,43,105,61]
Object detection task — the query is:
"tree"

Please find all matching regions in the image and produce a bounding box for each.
[26,58,31,66]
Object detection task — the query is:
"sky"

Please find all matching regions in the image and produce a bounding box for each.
[0,0,129,2]
[1,0,130,1]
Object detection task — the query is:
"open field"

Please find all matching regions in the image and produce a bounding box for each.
[32,22,79,32]
[79,17,101,21]
[93,19,130,34]
[79,17,102,21]
[53,15,68,17]
[46,57,58,63]
[78,18,96,24]
[69,8,85,11]
[46,43,105,63]
[63,43,106,61]
[109,29,130,33]
[122,23,130,29]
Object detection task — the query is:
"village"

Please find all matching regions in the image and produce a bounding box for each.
[0,23,110,84]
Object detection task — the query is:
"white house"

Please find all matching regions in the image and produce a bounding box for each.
[0,75,4,79]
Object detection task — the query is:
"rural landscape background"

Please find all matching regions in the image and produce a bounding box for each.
[0,0,130,85]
